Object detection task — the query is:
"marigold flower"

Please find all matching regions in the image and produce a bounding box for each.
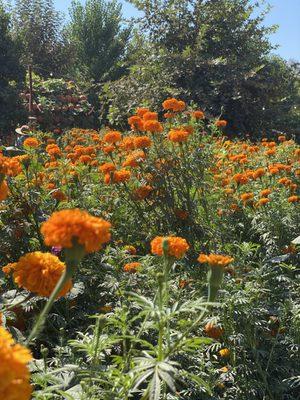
[168,129,189,143]
[278,135,286,142]
[143,120,163,133]
[257,197,270,206]
[2,262,16,275]
[240,192,254,202]
[288,195,299,203]
[11,252,72,297]
[162,98,185,112]
[103,130,122,144]
[133,185,152,200]
[253,168,265,179]
[192,110,205,119]
[46,144,61,156]
[120,136,135,151]
[219,348,230,358]
[233,173,248,185]
[123,262,141,273]
[260,189,272,197]
[151,236,189,259]
[143,111,158,121]
[51,190,67,202]
[215,120,227,128]
[99,162,116,174]
[0,326,32,400]
[0,180,9,201]
[134,136,152,149]
[79,155,92,164]
[198,254,234,267]
[41,209,111,253]
[103,145,115,154]
[136,107,149,117]
[128,115,144,131]
[124,245,137,255]
[23,137,40,148]
[204,322,224,339]
[164,112,176,119]
[113,169,131,183]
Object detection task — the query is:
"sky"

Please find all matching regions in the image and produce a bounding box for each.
[54,0,300,61]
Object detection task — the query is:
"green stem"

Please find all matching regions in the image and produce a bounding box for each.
[26,260,77,344]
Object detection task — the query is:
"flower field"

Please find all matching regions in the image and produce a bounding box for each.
[0,99,300,400]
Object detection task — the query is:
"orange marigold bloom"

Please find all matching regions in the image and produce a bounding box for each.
[51,190,67,202]
[103,130,122,144]
[123,262,141,273]
[168,129,189,143]
[198,254,234,267]
[260,189,272,197]
[150,236,189,259]
[123,150,146,168]
[233,173,248,185]
[253,168,265,179]
[2,262,16,275]
[79,155,92,164]
[99,162,116,174]
[23,137,40,148]
[120,136,135,151]
[124,245,137,255]
[113,169,131,183]
[128,115,144,131]
[102,145,115,154]
[219,348,230,358]
[265,148,276,156]
[0,180,9,201]
[12,252,72,297]
[0,326,32,400]
[162,98,185,112]
[257,197,270,206]
[46,144,61,156]
[240,192,254,202]
[204,322,224,339]
[215,120,227,128]
[41,209,111,253]
[133,185,152,200]
[192,110,205,119]
[288,195,299,203]
[143,120,163,133]
[136,107,149,117]
[164,112,176,119]
[143,111,158,121]
[134,136,152,149]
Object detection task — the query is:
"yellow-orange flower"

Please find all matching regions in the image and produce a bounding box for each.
[99,162,116,174]
[12,252,72,297]
[123,262,141,273]
[41,209,111,253]
[151,236,189,259]
[198,254,234,267]
[257,197,270,206]
[134,136,152,149]
[0,180,9,201]
[288,195,299,203]
[219,348,230,358]
[103,130,122,144]
[168,129,189,143]
[0,326,32,400]
[215,120,227,128]
[260,189,272,197]
[192,110,205,119]
[124,245,137,255]
[143,120,163,133]
[23,137,39,148]
[162,98,185,112]
[204,322,224,339]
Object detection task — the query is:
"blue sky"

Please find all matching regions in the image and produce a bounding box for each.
[54,0,300,61]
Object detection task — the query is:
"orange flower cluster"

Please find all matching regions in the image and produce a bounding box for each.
[198,254,234,267]
[151,236,189,259]
[162,98,186,112]
[9,252,72,297]
[23,137,40,148]
[123,262,141,273]
[0,326,32,400]
[41,209,111,253]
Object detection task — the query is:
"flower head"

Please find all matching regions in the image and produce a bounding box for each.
[123,262,141,273]
[198,254,234,267]
[11,252,72,297]
[0,180,9,201]
[23,137,39,148]
[103,130,122,144]
[143,120,163,133]
[41,209,111,253]
[151,236,189,259]
[0,326,32,400]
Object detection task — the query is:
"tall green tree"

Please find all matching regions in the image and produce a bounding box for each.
[0,2,25,137]
[108,0,299,135]
[68,0,131,82]
[12,0,68,76]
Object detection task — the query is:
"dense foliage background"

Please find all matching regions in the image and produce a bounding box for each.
[0,0,299,138]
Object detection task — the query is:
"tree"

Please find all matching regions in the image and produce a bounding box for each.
[111,0,299,135]
[68,0,131,82]
[12,0,68,77]
[0,2,26,137]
